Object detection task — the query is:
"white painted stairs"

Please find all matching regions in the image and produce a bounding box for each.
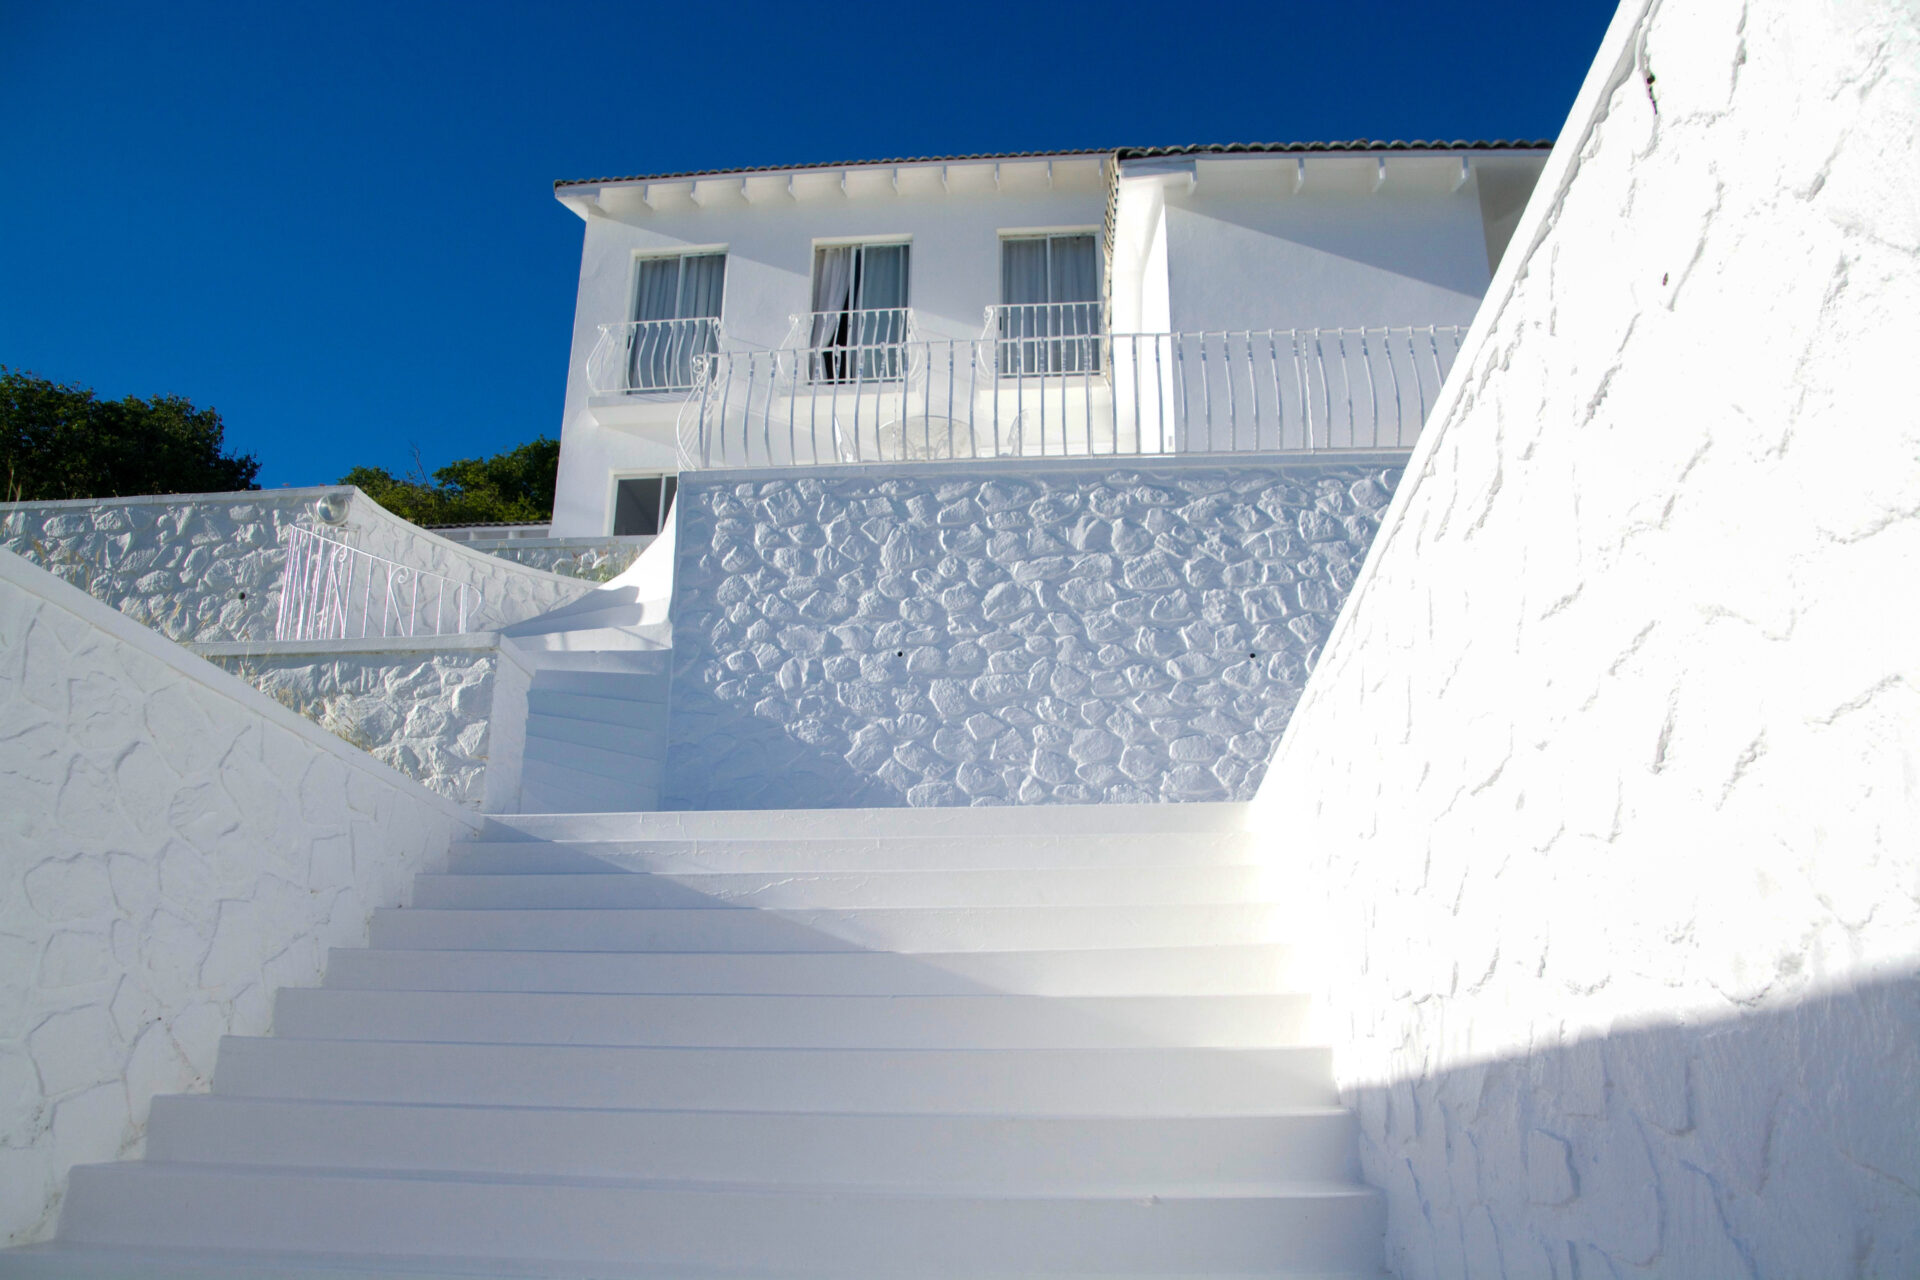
[3,803,1386,1278]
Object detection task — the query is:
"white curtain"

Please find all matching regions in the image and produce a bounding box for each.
[678,254,726,319]
[811,246,856,348]
[1001,238,1051,308]
[854,244,909,342]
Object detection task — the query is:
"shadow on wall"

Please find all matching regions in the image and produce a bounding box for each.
[1348,970,1920,1279]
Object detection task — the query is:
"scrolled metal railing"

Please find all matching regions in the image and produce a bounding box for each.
[275,525,485,641]
[586,317,723,394]
[680,324,1467,469]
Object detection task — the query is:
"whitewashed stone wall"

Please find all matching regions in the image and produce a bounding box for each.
[195,637,500,807]
[1251,1,1920,1275]
[665,458,1401,809]
[0,549,479,1245]
[468,534,652,581]
[1,488,592,643]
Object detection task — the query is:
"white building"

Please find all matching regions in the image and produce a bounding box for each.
[548,142,1548,536]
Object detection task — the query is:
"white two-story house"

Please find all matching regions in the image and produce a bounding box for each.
[548,141,1548,537]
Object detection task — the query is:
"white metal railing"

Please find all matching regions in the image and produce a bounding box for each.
[794,307,914,383]
[275,525,484,641]
[586,317,722,394]
[984,301,1108,375]
[680,325,1467,469]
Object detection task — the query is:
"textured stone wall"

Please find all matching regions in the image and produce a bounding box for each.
[0,549,478,1245]
[1250,1,1920,1275]
[665,458,1400,810]
[470,534,652,582]
[197,639,499,808]
[0,488,592,644]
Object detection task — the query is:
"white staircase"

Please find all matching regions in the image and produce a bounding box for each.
[511,626,672,813]
[3,804,1386,1278]
[500,512,677,814]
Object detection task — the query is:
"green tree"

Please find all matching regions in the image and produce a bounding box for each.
[340,436,559,527]
[1,368,260,500]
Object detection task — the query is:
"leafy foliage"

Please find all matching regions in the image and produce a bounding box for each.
[1,367,260,500]
[340,436,559,527]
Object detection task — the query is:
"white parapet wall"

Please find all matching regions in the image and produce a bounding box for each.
[0,549,483,1246]
[1249,0,1920,1275]
[0,487,594,644]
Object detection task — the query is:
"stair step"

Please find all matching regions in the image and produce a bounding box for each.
[515,760,659,813]
[447,830,1256,874]
[521,735,667,783]
[56,1162,1383,1274]
[367,903,1282,953]
[146,1095,1360,1187]
[528,668,669,699]
[272,990,1313,1048]
[212,1039,1337,1112]
[520,646,670,675]
[525,688,669,727]
[410,866,1271,910]
[479,801,1252,843]
[523,713,666,759]
[508,624,668,652]
[322,944,1303,996]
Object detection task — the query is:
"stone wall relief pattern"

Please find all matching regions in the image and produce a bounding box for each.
[665,463,1400,810]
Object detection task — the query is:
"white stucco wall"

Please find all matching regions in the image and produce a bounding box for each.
[664,458,1401,810]
[1,489,593,642]
[1158,160,1498,334]
[195,636,502,808]
[0,549,480,1245]
[1249,0,1920,1275]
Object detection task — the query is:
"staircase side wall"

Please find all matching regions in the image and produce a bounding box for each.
[1249,0,1920,1275]
[194,635,504,808]
[665,455,1401,809]
[0,549,481,1246]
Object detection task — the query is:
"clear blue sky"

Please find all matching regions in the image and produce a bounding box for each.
[0,0,1616,489]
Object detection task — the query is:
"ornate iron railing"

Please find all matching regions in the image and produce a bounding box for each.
[586,317,723,394]
[275,525,484,641]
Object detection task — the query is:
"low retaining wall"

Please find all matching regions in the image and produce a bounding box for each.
[665,455,1402,809]
[193,635,507,808]
[0,548,481,1245]
[0,487,593,644]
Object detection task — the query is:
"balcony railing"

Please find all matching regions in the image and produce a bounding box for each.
[795,306,914,383]
[586,317,722,394]
[679,325,1467,469]
[276,525,484,641]
[985,301,1107,375]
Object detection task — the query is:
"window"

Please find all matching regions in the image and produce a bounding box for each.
[613,474,678,536]
[999,233,1102,374]
[626,252,726,391]
[809,242,909,381]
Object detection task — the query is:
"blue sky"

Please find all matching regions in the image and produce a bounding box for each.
[0,0,1616,489]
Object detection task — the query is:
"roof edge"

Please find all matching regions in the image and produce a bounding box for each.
[552,139,1554,193]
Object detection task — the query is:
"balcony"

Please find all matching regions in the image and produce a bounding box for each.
[678,324,1467,469]
[586,317,722,395]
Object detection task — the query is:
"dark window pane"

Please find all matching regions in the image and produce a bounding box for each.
[614,476,666,535]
